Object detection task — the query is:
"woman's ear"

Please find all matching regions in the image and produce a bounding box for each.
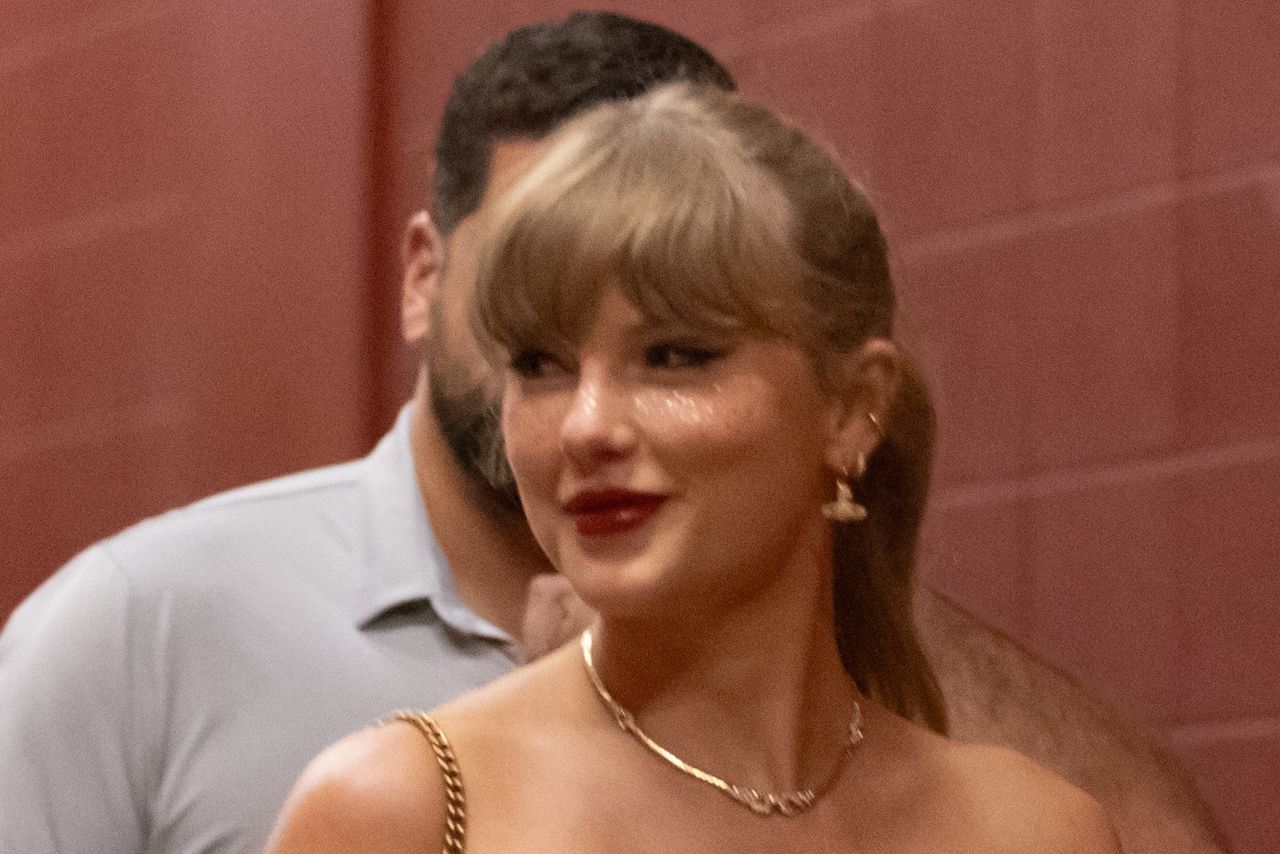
[824,338,901,471]
[401,210,444,346]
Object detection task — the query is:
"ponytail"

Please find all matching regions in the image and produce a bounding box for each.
[833,355,948,734]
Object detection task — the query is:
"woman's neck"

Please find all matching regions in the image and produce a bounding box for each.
[586,554,860,796]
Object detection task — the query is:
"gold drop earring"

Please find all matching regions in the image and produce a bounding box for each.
[822,453,868,522]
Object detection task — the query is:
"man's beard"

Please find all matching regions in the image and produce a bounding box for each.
[427,367,523,514]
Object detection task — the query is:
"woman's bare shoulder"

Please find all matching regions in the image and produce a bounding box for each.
[946,742,1122,853]
[433,641,591,739]
[267,719,446,854]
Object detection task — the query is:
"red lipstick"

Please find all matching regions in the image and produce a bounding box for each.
[563,489,666,537]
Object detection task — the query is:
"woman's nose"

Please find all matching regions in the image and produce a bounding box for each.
[559,371,636,467]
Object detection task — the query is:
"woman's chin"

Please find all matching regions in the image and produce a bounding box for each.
[559,561,683,623]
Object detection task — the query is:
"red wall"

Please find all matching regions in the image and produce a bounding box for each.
[2,2,381,614]
[4,2,1277,851]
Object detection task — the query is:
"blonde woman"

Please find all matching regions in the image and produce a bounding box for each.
[270,84,1120,853]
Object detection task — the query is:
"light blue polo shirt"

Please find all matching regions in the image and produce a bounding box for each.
[0,407,519,854]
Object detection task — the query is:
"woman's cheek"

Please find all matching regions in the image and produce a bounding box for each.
[503,401,566,563]
[502,398,559,504]
[633,386,765,457]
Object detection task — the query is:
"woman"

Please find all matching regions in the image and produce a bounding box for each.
[270,85,1119,853]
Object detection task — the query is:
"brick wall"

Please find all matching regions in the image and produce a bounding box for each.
[1,1,378,616]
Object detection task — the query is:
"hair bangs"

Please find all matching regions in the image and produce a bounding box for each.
[474,99,808,361]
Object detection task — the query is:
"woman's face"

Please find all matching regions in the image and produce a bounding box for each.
[501,286,840,619]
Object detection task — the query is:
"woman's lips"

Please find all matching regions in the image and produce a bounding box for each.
[563,490,666,538]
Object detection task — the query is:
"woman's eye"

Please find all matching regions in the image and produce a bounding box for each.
[509,350,565,379]
[643,343,725,370]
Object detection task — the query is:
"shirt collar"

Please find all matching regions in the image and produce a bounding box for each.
[350,405,513,648]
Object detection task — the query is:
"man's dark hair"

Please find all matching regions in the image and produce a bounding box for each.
[432,11,735,234]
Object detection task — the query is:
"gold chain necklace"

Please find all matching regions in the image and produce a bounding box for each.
[579,629,864,817]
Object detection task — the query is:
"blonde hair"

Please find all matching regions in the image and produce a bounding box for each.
[474,84,947,733]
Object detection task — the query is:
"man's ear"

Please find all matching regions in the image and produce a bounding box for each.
[402,210,444,345]
[824,338,902,471]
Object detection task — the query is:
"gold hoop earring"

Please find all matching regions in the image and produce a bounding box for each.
[822,454,868,523]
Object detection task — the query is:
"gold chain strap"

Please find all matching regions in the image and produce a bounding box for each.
[391,711,466,854]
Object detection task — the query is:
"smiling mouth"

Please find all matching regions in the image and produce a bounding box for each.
[563,490,667,538]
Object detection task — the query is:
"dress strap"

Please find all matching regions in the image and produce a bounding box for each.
[391,711,467,854]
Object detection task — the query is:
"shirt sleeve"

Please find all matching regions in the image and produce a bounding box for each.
[0,546,156,854]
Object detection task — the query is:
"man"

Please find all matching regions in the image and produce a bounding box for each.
[0,11,1226,854]
[920,590,1229,853]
